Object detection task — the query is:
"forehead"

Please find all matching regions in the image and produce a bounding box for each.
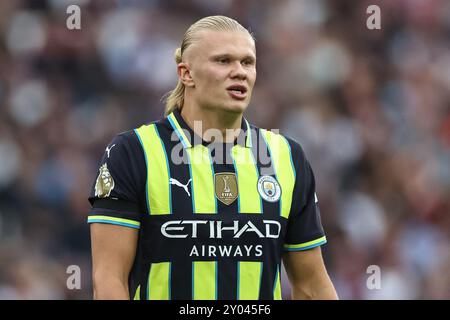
[187,30,256,59]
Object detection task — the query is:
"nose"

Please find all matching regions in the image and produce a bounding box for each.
[229,61,247,80]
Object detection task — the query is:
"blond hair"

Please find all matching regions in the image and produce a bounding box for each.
[163,15,254,116]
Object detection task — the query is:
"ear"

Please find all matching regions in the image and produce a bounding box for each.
[177,63,195,87]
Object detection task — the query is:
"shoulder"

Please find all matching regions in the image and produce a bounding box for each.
[113,117,169,150]
[106,129,143,159]
[250,124,308,166]
[114,129,140,145]
[283,135,307,163]
[133,118,172,141]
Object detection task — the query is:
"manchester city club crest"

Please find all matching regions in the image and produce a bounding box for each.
[95,163,115,198]
[215,172,238,205]
[257,175,281,202]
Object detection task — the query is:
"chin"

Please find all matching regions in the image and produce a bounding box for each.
[221,101,249,114]
[202,99,249,114]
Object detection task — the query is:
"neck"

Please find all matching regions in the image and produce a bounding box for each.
[180,103,243,144]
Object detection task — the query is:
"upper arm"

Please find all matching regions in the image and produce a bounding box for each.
[90,223,138,283]
[281,139,337,299]
[283,246,327,289]
[87,132,145,230]
[283,247,337,300]
[87,131,146,297]
[283,138,326,251]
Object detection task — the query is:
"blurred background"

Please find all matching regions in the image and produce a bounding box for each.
[0,0,449,299]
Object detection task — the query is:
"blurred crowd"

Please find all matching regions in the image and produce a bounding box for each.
[0,0,449,299]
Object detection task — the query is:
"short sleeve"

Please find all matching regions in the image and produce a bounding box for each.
[87,130,146,229]
[283,139,327,251]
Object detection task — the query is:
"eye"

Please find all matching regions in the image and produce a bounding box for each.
[242,59,255,66]
[217,57,230,64]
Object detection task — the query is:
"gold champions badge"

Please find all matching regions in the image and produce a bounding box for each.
[214,173,238,205]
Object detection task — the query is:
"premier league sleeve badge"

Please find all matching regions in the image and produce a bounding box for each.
[94,163,115,198]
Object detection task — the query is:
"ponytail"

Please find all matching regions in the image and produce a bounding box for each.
[164,48,184,116]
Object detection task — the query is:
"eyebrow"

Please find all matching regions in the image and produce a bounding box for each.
[211,53,256,62]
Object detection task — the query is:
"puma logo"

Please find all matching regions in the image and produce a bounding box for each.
[105,144,116,158]
[169,178,192,197]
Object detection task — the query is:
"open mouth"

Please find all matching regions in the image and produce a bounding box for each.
[226,85,248,100]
